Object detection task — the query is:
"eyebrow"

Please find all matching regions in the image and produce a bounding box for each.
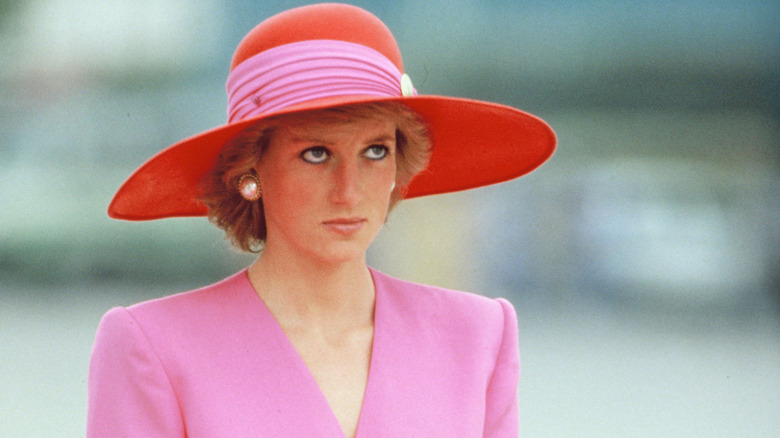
[367,134,396,143]
[289,133,396,145]
[289,135,333,145]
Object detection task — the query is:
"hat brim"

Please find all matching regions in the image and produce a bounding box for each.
[108,95,555,220]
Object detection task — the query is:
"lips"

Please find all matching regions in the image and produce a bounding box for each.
[322,217,367,235]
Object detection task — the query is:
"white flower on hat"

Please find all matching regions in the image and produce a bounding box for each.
[400,73,415,97]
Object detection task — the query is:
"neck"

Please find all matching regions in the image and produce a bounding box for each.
[247,244,375,328]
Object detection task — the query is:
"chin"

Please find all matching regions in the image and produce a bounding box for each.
[310,238,373,266]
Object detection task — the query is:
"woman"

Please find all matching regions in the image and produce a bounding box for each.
[88,3,555,437]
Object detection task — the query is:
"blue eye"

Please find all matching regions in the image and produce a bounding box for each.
[301,147,329,164]
[364,145,389,160]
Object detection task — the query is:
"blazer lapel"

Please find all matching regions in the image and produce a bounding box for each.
[238,272,346,437]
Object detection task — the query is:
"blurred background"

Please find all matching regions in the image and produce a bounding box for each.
[2,0,778,436]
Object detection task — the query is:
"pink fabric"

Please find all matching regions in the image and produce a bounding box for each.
[87,268,520,437]
[226,40,411,123]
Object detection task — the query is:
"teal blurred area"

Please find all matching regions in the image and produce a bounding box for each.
[1,1,779,436]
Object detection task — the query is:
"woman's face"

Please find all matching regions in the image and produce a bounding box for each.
[255,116,397,265]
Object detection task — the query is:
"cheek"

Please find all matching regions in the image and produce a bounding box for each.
[366,166,396,206]
[381,162,398,191]
[268,174,314,207]
[259,170,307,217]
[372,154,397,182]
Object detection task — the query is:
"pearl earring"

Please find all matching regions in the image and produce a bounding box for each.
[238,173,261,201]
[390,181,396,192]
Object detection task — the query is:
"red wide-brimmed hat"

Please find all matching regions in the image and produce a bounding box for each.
[108,3,556,220]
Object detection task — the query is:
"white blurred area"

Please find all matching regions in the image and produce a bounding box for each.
[6,0,224,74]
[2,1,779,436]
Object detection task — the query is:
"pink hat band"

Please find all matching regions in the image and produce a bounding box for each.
[226,39,417,123]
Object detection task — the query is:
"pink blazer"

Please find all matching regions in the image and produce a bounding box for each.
[87,268,520,437]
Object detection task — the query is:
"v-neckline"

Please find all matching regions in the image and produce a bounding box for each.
[242,268,382,438]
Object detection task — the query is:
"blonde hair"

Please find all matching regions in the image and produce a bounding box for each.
[199,102,432,252]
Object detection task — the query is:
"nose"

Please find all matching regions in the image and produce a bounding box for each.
[329,159,362,206]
